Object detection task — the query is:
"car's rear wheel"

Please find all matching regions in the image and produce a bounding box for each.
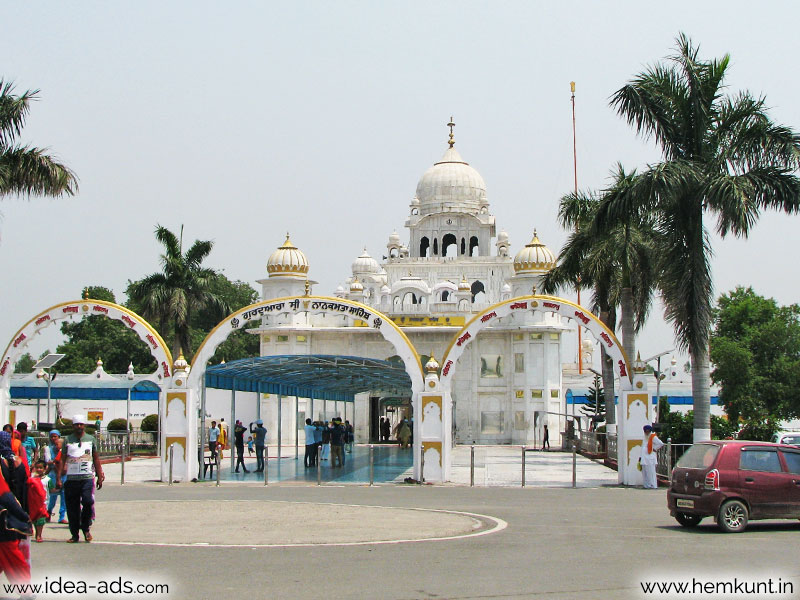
[675,512,703,528]
[718,499,748,533]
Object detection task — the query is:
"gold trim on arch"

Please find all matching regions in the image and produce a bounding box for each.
[190,295,424,382]
[1,299,173,377]
[440,294,631,383]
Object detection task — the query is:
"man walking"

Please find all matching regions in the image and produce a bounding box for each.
[56,414,104,543]
[208,420,220,460]
[250,420,267,472]
[304,418,317,468]
[233,420,249,473]
[330,420,345,468]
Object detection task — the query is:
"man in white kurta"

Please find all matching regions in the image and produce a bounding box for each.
[639,424,664,489]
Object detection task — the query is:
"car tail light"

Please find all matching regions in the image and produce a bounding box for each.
[704,469,720,491]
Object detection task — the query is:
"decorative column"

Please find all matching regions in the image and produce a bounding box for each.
[616,353,652,485]
[416,354,452,483]
[160,353,198,482]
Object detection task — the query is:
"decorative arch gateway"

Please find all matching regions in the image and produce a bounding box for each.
[0,299,173,422]
[163,295,425,482]
[419,295,653,485]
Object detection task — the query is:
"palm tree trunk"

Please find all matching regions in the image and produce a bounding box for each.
[691,345,711,442]
[601,346,615,427]
[620,286,635,364]
[599,308,616,428]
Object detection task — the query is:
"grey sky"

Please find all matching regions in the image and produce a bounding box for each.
[2,2,798,368]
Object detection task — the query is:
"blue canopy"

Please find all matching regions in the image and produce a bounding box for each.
[205,355,412,402]
[10,378,160,401]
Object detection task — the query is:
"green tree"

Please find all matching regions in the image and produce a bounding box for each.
[188,273,260,364]
[710,286,800,434]
[0,80,77,199]
[542,165,662,426]
[600,34,800,441]
[580,374,605,420]
[14,352,37,373]
[127,225,229,359]
[56,286,156,373]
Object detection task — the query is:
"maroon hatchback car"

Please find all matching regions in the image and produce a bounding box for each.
[667,440,800,532]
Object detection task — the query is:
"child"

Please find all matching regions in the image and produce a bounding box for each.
[247,435,254,456]
[27,460,49,543]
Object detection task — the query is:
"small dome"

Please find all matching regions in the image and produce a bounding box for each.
[502,283,511,293]
[581,338,594,351]
[497,230,509,243]
[388,231,401,245]
[350,277,364,292]
[458,276,471,291]
[380,284,391,294]
[351,247,381,275]
[415,147,487,215]
[410,197,420,206]
[335,285,345,294]
[267,234,309,277]
[425,353,440,373]
[513,230,556,274]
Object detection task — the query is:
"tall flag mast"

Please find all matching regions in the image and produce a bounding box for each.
[571,81,583,375]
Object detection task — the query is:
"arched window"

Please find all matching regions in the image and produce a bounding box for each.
[433,238,438,256]
[442,233,457,257]
[440,290,449,302]
[389,248,398,258]
[470,236,479,256]
[471,280,486,303]
[420,237,430,257]
[460,238,466,255]
[402,292,418,306]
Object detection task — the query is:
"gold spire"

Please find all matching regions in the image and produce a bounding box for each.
[447,116,455,148]
[280,232,297,249]
[304,280,311,296]
[83,288,90,300]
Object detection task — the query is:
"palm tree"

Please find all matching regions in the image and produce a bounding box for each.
[128,225,229,358]
[601,34,800,441]
[0,80,77,198]
[542,165,662,427]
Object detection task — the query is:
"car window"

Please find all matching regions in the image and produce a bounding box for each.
[781,450,800,474]
[676,444,719,469]
[740,448,782,473]
[780,436,800,446]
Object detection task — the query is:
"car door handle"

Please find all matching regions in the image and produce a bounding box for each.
[744,477,754,483]
[793,480,800,486]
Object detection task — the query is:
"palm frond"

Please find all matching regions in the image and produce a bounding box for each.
[0,145,78,197]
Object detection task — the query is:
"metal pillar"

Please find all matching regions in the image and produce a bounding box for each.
[295,395,299,460]
[277,394,282,460]
[199,383,207,480]
[230,384,236,471]
[323,399,327,422]
[310,396,314,422]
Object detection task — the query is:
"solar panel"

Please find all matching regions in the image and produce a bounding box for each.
[33,353,65,369]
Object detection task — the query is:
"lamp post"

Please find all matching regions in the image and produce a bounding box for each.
[643,349,673,423]
[34,354,65,424]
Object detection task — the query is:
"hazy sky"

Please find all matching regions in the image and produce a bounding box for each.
[2,2,798,369]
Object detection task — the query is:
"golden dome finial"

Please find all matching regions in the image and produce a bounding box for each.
[447,116,455,148]
[531,285,537,295]
[83,288,90,300]
[304,280,311,296]
[425,352,440,373]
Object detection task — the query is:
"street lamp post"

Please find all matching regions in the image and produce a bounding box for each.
[643,349,674,423]
[34,354,65,425]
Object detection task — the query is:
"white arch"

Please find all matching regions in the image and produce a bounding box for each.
[440,295,632,391]
[0,300,173,419]
[189,296,425,394]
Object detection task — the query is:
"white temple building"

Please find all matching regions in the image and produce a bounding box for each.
[253,125,570,446]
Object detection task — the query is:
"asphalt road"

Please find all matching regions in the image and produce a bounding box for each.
[23,482,800,600]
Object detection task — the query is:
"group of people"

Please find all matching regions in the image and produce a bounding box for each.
[0,415,104,588]
[208,418,268,474]
[304,419,354,468]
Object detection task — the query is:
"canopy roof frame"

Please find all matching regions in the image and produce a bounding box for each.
[204,354,413,402]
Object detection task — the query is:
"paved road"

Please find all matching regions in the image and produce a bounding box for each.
[25,482,800,600]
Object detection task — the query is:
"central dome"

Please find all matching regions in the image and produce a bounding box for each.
[415,147,487,215]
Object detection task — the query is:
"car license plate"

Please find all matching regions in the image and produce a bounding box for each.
[676,499,694,509]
